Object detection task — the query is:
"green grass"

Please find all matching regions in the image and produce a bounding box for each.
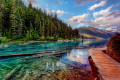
[0,36,78,43]
[81,33,104,39]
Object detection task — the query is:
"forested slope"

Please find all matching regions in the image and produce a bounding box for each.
[0,0,79,42]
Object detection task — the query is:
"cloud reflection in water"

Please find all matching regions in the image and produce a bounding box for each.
[67,49,89,65]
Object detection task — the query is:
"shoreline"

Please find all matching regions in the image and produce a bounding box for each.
[0,38,109,43]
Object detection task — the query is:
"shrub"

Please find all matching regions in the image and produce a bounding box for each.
[0,37,10,43]
[107,35,120,62]
[39,36,45,41]
[46,36,54,41]
[57,37,64,40]
[25,30,39,40]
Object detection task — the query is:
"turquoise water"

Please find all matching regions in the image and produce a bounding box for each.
[0,39,109,80]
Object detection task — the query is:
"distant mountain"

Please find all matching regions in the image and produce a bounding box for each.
[105,27,120,33]
[77,27,114,39]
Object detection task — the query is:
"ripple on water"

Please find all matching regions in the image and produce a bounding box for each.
[0,40,109,80]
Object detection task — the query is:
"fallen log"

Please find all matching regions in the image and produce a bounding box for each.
[19,51,66,60]
[0,53,39,58]
[3,65,22,80]
[0,51,65,58]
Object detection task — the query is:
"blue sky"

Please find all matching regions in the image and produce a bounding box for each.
[22,0,120,29]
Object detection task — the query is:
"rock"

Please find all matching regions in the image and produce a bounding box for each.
[106,35,120,62]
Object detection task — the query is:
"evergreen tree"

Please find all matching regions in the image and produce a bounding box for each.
[28,1,32,9]
[0,12,3,35]
[0,0,80,41]
[10,0,17,39]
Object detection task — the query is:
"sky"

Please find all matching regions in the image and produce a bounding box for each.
[22,0,120,29]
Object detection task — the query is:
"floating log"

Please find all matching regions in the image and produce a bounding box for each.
[3,65,22,80]
[19,51,66,60]
[0,53,39,58]
[0,51,67,58]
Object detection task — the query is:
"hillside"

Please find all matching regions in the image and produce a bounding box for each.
[78,27,114,39]
[0,0,79,42]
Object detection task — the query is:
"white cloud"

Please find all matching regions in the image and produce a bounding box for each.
[88,11,120,28]
[67,14,88,26]
[56,10,67,17]
[45,7,50,14]
[93,6,112,18]
[51,10,55,13]
[51,10,67,17]
[89,1,106,11]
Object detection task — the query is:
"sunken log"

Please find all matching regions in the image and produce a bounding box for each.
[0,53,40,58]
[3,65,22,80]
[19,51,66,60]
[0,51,68,58]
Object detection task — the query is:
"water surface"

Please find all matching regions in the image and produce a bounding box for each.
[0,39,109,80]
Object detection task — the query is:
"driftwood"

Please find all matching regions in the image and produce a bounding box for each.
[0,51,65,58]
[3,65,22,80]
[19,51,66,60]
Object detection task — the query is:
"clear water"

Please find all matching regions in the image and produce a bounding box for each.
[0,39,109,80]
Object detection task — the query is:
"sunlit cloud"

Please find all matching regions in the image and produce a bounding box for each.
[88,10,120,28]
[93,6,112,18]
[52,10,67,17]
[67,14,88,26]
[45,8,67,17]
[89,0,107,10]
[67,49,89,64]
[45,7,50,14]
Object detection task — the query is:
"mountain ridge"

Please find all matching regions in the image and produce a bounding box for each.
[77,26,114,39]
